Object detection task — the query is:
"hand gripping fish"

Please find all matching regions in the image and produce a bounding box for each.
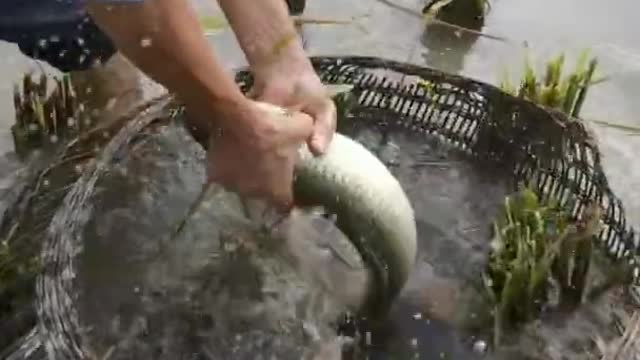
[173,91,418,319]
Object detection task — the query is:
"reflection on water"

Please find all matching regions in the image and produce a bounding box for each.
[420,1,485,75]
[421,20,482,76]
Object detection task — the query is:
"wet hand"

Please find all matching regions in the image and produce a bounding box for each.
[249,57,337,156]
[206,99,314,210]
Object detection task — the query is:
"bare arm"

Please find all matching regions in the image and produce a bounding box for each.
[86,0,317,207]
[216,0,309,77]
[86,0,248,129]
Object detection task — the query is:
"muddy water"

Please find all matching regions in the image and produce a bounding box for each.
[1,0,640,359]
[73,120,361,360]
[339,119,509,359]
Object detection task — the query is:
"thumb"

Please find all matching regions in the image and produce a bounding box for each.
[305,99,337,155]
[282,111,315,140]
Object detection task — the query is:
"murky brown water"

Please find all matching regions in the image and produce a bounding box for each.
[1,0,640,359]
[1,0,639,222]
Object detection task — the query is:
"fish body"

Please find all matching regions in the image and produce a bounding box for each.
[294,131,418,317]
[194,100,418,318]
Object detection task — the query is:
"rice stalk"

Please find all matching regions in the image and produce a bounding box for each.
[11,73,85,158]
[499,50,640,134]
[484,188,605,346]
[499,50,601,117]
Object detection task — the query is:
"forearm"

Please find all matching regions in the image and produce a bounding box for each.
[86,0,246,121]
[216,0,309,74]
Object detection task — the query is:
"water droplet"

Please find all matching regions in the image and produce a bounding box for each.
[318,248,332,259]
[116,165,128,176]
[105,97,117,111]
[302,322,320,341]
[49,135,59,143]
[472,340,487,354]
[43,179,50,187]
[74,164,83,173]
[224,242,237,252]
[67,118,75,127]
[140,37,152,48]
[327,213,337,223]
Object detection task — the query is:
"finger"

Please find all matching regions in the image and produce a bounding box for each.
[247,86,259,100]
[305,100,337,155]
[272,189,295,213]
[282,112,315,140]
[270,173,296,212]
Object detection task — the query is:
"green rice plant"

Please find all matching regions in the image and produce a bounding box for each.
[551,202,602,310]
[483,187,606,346]
[499,50,600,118]
[11,73,84,158]
[483,188,568,345]
[500,50,640,135]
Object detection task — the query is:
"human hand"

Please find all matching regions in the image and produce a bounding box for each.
[215,0,336,154]
[249,56,337,156]
[204,99,314,210]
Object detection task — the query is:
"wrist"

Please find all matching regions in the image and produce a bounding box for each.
[247,31,309,77]
[206,91,251,130]
[182,85,250,138]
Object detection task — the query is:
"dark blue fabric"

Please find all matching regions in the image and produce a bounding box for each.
[2,17,117,73]
[0,1,140,72]
[0,0,297,73]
